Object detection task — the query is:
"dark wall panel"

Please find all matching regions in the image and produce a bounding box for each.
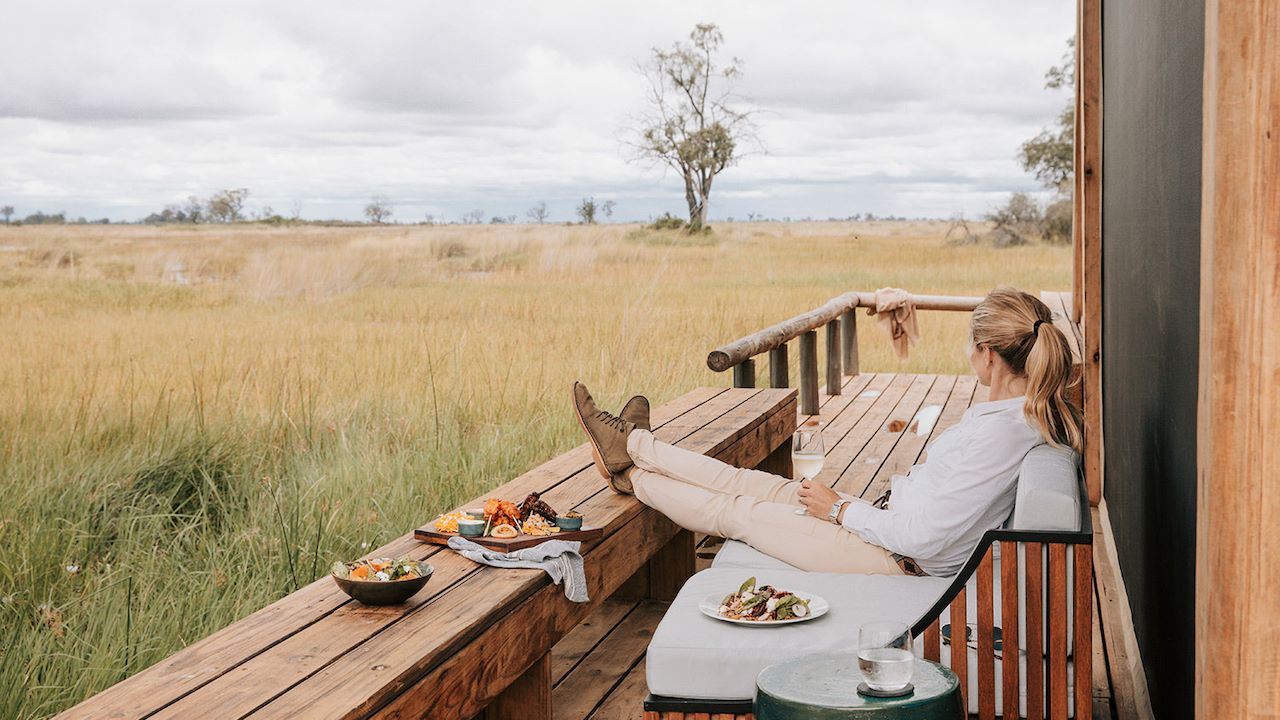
[1101,0,1202,717]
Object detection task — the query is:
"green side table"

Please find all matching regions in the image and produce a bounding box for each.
[754,653,963,720]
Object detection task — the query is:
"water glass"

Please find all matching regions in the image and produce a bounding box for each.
[857,621,913,691]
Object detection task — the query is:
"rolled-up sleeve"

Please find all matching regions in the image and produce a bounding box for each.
[840,430,1025,559]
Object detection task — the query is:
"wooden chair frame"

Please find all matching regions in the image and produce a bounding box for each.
[644,478,1094,720]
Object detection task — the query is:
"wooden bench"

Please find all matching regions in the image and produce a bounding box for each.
[54,386,797,720]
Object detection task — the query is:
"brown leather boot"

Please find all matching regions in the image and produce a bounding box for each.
[572,382,638,490]
[620,395,651,431]
[608,396,650,494]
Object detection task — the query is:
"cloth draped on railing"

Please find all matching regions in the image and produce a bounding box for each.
[871,287,922,360]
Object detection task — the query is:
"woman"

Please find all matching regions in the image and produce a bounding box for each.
[572,287,1083,577]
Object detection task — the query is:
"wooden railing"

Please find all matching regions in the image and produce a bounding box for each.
[707,291,983,414]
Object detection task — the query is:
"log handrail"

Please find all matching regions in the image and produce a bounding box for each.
[706,291,984,414]
[707,291,982,372]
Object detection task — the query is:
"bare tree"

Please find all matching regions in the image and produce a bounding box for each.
[629,23,757,232]
[463,209,485,224]
[364,197,394,224]
[527,201,550,224]
[1,206,13,224]
[576,197,598,224]
[207,188,249,223]
[184,196,204,223]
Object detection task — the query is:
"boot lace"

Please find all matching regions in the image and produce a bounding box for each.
[593,409,629,433]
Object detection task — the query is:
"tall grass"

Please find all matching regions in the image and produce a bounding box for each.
[0,221,1070,717]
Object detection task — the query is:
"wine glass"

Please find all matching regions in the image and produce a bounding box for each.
[791,427,825,515]
[857,621,914,691]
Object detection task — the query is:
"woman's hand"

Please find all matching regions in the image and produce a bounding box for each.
[798,479,841,520]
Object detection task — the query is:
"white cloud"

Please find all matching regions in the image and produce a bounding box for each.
[0,0,1073,222]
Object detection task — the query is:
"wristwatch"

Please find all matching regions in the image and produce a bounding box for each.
[828,500,850,525]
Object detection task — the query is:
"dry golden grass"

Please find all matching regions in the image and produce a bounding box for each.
[0,220,1070,717]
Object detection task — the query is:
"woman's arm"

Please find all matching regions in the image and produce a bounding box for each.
[838,431,1025,559]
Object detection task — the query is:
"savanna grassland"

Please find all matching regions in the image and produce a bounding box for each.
[0,220,1070,717]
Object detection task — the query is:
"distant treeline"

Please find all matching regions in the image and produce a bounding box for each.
[2,189,946,228]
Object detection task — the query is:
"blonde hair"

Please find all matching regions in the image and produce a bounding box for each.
[969,286,1083,451]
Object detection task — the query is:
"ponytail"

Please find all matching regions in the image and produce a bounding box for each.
[1024,320,1084,451]
[969,286,1083,451]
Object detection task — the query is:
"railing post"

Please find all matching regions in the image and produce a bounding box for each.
[732,358,756,388]
[825,321,842,396]
[768,344,789,388]
[798,331,819,415]
[841,308,859,376]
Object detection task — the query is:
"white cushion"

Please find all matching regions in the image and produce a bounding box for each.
[1009,445,1080,531]
[709,540,800,571]
[646,567,949,700]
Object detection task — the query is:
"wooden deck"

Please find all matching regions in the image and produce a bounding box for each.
[552,370,1142,720]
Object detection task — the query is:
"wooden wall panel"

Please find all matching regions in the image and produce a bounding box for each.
[1079,0,1103,507]
[1196,0,1280,716]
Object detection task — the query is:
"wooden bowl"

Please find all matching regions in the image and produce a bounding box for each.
[331,562,433,606]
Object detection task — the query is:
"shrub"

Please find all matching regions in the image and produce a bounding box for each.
[649,213,687,231]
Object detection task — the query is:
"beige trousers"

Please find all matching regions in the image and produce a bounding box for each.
[626,430,902,575]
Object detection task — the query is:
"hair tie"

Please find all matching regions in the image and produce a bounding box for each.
[1032,319,1046,336]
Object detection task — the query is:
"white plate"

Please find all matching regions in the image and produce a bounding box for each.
[698,590,829,626]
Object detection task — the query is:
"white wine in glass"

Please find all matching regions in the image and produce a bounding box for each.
[792,428,825,480]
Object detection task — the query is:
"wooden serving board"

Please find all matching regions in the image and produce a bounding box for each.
[413,525,603,551]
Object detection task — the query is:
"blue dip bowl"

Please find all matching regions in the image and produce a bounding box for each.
[555,515,583,532]
[458,520,485,537]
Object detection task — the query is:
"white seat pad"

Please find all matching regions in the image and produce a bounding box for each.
[646,567,949,700]
[709,540,801,571]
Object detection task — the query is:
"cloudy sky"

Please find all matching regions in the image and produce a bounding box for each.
[0,1,1074,223]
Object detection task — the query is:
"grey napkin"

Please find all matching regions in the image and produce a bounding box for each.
[447,536,589,603]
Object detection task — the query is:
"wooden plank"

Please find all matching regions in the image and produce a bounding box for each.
[483,653,550,720]
[550,599,637,685]
[860,375,956,501]
[825,321,841,395]
[118,388,765,720]
[840,309,858,376]
[355,509,683,720]
[1079,0,1103,508]
[1091,580,1109,704]
[551,602,666,720]
[799,371,880,429]
[798,330,819,415]
[732,358,755,389]
[248,393,798,720]
[1074,544,1093,720]
[923,619,941,663]
[1093,505,1154,719]
[810,374,915,492]
[949,588,968,713]
[648,529,695,602]
[917,375,978,468]
[1048,544,1068,720]
[1025,542,1044,720]
[1197,0,1280,718]
[834,374,936,499]
[976,551,996,720]
[587,658,648,720]
[768,345,788,389]
[1001,541,1020,720]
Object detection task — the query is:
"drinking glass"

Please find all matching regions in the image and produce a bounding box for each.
[791,428,825,515]
[791,428,825,482]
[857,621,914,691]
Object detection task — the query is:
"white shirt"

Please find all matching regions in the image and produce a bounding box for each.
[841,396,1043,577]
